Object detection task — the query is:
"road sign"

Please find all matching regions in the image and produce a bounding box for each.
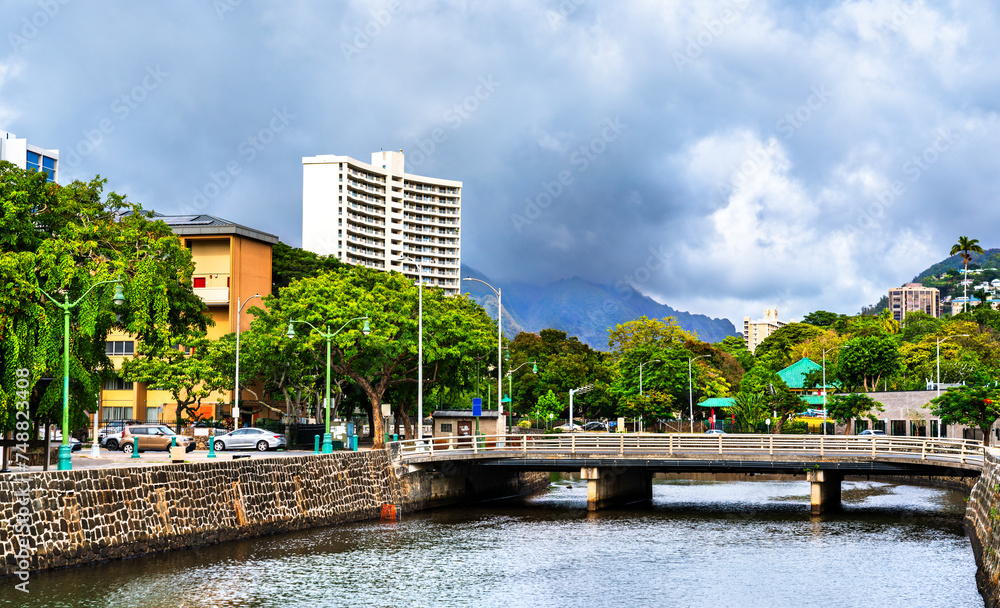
[473,397,482,416]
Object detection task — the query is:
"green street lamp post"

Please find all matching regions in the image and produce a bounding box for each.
[38,279,126,471]
[287,316,370,454]
[233,294,263,429]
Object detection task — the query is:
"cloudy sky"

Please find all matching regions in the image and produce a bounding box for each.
[3,0,997,326]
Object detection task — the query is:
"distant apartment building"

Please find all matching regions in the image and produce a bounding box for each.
[888,283,940,321]
[302,150,462,295]
[1,130,58,182]
[743,309,786,353]
[101,214,277,425]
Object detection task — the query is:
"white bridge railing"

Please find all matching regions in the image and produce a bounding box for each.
[392,433,986,467]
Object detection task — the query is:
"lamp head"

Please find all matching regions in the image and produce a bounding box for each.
[112,281,125,306]
[286,320,296,339]
[532,363,537,374]
[362,318,371,336]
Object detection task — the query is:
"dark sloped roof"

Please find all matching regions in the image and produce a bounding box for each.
[153,213,279,244]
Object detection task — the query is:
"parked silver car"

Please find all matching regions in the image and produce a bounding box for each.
[212,427,287,452]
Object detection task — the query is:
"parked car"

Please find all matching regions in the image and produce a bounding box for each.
[705,429,726,435]
[98,420,141,450]
[554,423,583,433]
[120,425,194,454]
[46,431,82,451]
[858,429,886,437]
[582,421,609,432]
[212,427,287,452]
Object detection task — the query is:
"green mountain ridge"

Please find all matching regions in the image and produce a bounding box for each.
[461,265,737,350]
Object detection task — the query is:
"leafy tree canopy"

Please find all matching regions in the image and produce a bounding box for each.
[930,373,1000,445]
[754,323,825,369]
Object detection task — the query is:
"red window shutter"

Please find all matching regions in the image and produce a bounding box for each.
[193,277,206,288]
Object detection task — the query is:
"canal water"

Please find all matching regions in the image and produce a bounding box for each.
[1,477,983,608]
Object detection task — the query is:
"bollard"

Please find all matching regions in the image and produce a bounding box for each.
[314,434,321,454]
[392,434,398,443]
[352,434,358,451]
[171,436,177,448]
[131,436,140,458]
[207,435,216,458]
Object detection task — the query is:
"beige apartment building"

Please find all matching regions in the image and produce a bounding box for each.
[888,283,940,322]
[101,214,277,425]
[301,150,462,295]
[743,309,786,353]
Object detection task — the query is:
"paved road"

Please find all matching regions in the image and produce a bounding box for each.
[3,447,362,473]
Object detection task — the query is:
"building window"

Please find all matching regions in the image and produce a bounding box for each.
[101,407,133,421]
[145,407,162,423]
[105,340,135,356]
[440,423,453,433]
[103,376,134,391]
[193,277,206,288]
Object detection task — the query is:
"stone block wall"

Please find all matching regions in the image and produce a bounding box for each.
[966,448,1000,607]
[0,449,549,577]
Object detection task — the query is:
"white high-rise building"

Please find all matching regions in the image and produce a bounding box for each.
[1,130,59,183]
[743,309,786,353]
[302,150,462,295]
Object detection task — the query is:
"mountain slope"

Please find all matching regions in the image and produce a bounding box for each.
[912,249,1000,282]
[461,265,738,350]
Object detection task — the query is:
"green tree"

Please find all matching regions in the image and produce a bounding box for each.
[951,236,985,313]
[533,389,563,427]
[754,323,825,369]
[827,393,884,434]
[837,335,901,392]
[802,311,840,327]
[715,335,754,376]
[263,266,494,448]
[0,164,208,435]
[724,392,769,431]
[121,333,225,433]
[930,375,1000,446]
[270,241,345,296]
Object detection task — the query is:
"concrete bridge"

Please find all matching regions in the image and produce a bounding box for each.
[390,433,985,514]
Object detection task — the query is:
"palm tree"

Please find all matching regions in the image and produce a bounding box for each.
[950,236,985,313]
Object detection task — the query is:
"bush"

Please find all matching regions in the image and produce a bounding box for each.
[517,419,532,428]
[782,421,810,434]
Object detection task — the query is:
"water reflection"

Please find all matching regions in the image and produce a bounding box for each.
[1,479,982,608]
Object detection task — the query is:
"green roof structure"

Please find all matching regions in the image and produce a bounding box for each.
[776,357,837,391]
[697,397,735,408]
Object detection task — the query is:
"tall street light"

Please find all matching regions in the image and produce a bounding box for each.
[937,334,969,438]
[463,277,503,431]
[506,360,537,435]
[688,354,710,433]
[639,359,661,433]
[38,278,126,471]
[233,294,262,429]
[822,346,842,436]
[287,316,370,453]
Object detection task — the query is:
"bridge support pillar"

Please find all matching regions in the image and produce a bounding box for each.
[581,467,652,511]
[806,470,842,515]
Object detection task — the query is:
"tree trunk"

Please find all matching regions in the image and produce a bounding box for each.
[396,402,413,440]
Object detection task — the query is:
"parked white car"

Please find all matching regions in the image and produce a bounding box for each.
[212,428,287,452]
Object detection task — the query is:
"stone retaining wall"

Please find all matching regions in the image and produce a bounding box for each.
[966,448,1000,607]
[0,450,548,578]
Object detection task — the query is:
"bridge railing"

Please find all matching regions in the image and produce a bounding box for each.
[392,433,986,466]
